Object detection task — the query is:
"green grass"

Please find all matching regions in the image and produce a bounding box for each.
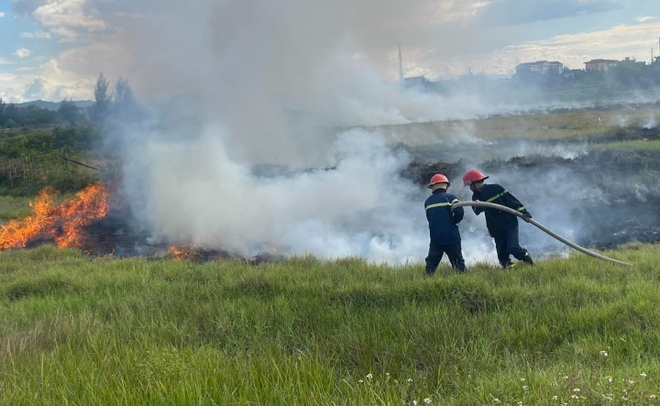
[587,139,660,151]
[0,192,88,226]
[0,244,658,404]
[0,195,33,225]
[377,106,660,144]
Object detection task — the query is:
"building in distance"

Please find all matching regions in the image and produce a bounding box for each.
[515,60,564,76]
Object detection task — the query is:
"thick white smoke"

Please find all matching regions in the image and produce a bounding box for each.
[123,127,434,263]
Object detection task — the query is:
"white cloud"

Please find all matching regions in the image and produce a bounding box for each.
[431,1,491,23]
[13,48,31,58]
[636,16,656,22]
[0,58,95,102]
[0,11,6,18]
[20,31,52,39]
[33,0,106,42]
[0,73,25,102]
[401,21,660,77]
[25,59,96,100]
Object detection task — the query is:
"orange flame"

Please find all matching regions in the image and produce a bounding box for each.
[167,244,229,261]
[168,244,200,261]
[0,182,109,251]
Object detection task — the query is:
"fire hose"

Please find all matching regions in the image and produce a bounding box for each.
[452,201,632,267]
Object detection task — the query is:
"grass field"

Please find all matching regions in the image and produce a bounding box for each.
[376,106,660,145]
[0,244,658,405]
[0,196,33,225]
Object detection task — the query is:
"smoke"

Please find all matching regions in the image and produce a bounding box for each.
[101,0,521,264]
[71,0,658,267]
[124,128,429,263]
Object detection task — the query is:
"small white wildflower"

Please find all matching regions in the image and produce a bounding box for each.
[407,378,413,383]
[600,350,608,357]
[523,385,529,391]
[358,379,364,384]
[571,395,579,400]
[493,399,501,403]
[640,372,647,377]
[573,388,581,393]
[628,380,635,384]
[608,377,613,383]
[649,394,657,399]
[621,396,628,401]
[366,373,373,380]
[520,378,526,381]
[552,395,558,400]
[563,376,569,380]
[412,401,418,406]
[423,398,432,405]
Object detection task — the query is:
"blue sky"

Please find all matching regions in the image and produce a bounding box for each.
[0,0,659,102]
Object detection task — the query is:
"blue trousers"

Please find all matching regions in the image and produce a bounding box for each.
[490,225,532,267]
[425,241,466,274]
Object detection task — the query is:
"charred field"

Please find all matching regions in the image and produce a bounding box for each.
[404,120,660,251]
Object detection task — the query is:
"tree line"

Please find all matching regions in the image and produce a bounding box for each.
[0,73,141,129]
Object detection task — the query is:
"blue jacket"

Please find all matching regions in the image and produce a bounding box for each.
[471,183,531,235]
[424,190,464,244]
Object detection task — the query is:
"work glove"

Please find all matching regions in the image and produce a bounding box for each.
[472,201,484,215]
[522,213,532,223]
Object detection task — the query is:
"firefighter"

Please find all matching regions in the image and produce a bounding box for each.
[462,169,534,268]
[424,173,466,275]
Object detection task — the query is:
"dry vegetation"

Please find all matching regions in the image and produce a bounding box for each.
[375,105,660,144]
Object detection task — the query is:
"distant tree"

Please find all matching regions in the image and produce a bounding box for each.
[90,73,111,124]
[3,103,20,125]
[112,77,141,122]
[606,60,649,89]
[0,98,5,125]
[58,99,80,124]
[114,78,134,107]
[23,105,58,125]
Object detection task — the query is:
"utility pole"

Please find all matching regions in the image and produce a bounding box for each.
[398,43,404,81]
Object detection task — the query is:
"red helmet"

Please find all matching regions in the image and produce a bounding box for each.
[427,173,450,189]
[462,169,488,186]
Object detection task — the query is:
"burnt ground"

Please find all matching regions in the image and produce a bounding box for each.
[79,212,281,264]
[405,134,660,249]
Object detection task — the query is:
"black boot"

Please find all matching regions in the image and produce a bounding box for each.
[522,252,534,265]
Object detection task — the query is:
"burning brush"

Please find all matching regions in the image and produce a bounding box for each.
[0,182,283,265]
[0,182,109,251]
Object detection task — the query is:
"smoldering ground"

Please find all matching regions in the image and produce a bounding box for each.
[406,123,660,261]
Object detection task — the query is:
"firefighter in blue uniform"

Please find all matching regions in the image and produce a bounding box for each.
[424,174,466,275]
[462,169,534,268]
